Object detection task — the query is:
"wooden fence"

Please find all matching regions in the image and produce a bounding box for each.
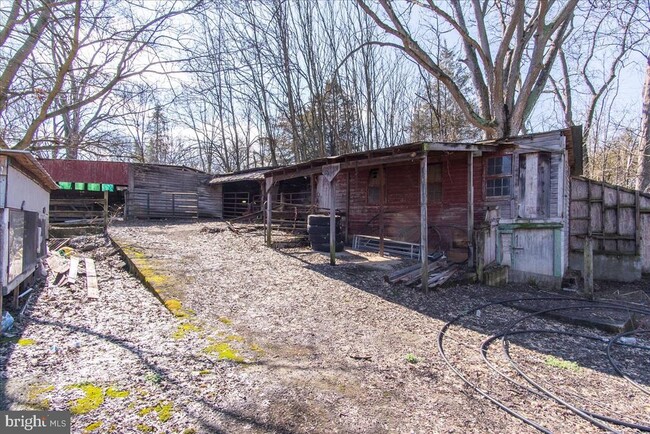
[126,191,198,219]
[49,192,109,227]
[570,176,650,272]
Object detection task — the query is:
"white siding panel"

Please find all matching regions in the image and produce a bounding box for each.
[6,165,50,215]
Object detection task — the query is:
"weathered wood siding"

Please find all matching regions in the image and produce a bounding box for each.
[570,177,650,272]
[128,164,198,219]
[331,153,485,253]
[127,164,223,219]
[197,175,222,218]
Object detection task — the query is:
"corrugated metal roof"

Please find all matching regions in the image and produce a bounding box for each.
[1,150,58,190]
[39,159,130,185]
[210,167,275,185]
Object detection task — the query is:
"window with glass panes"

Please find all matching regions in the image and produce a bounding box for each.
[486,156,512,197]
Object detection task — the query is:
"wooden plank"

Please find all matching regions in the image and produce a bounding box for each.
[266,177,273,247]
[68,256,79,284]
[467,152,474,266]
[329,178,336,266]
[583,236,593,300]
[420,154,428,291]
[636,190,641,255]
[85,258,99,300]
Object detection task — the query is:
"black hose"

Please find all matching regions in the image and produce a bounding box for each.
[606,329,650,396]
[438,296,650,433]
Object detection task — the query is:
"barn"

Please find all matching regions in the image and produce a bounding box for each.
[1,150,57,308]
[39,160,223,221]
[263,127,584,287]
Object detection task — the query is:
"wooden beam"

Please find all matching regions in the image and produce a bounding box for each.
[583,236,593,300]
[345,171,350,244]
[265,177,273,247]
[329,179,336,266]
[323,164,340,266]
[69,256,79,284]
[379,165,385,256]
[269,152,422,183]
[423,142,498,152]
[103,190,109,232]
[635,190,641,255]
[85,258,99,300]
[467,152,474,267]
[420,154,429,292]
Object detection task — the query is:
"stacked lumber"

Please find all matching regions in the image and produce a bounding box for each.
[385,254,459,289]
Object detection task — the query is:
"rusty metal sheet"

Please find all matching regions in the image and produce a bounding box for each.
[39,159,130,185]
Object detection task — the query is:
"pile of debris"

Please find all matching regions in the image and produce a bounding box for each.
[46,237,112,300]
[385,253,459,289]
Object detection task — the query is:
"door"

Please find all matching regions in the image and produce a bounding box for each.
[512,228,554,276]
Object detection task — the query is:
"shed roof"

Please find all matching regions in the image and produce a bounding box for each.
[1,150,58,191]
[264,140,495,181]
[210,167,275,185]
[39,159,130,185]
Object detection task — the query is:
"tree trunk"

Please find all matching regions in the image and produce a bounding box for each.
[638,55,650,192]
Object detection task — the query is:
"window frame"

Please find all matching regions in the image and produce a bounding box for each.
[427,163,443,203]
[367,168,381,205]
[485,155,512,198]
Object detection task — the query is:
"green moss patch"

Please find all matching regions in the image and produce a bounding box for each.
[217,316,232,325]
[85,421,103,432]
[138,401,174,423]
[172,322,201,340]
[164,299,193,318]
[545,355,581,372]
[202,342,244,363]
[26,384,54,410]
[68,384,104,415]
[17,338,36,346]
[106,387,129,399]
[137,424,154,432]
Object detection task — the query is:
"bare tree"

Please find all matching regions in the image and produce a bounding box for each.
[638,55,650,191]
[357,0,578,138]
[0,0,201,151]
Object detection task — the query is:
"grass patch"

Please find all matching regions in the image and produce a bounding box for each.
[145,372,162,384]
[545,355,581,372]
[405,353,419,364]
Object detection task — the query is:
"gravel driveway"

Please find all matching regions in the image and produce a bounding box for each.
[1,220,648,433]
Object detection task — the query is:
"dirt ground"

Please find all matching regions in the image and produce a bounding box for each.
[1,220,649,433]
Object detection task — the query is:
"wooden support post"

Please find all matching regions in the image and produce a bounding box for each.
[584,236,594,300]
[467,152,474,267]
[265,177,273,247]
[329,180,336,265]
[379,165,385,256]
[13,282,20,309]
[310,174,316,213]
[323,164,341,266]
[103,190,109,231]
[420,154,429,291]
[0,208,8,317]
[635,190,641,255]
[345,171,350,244]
